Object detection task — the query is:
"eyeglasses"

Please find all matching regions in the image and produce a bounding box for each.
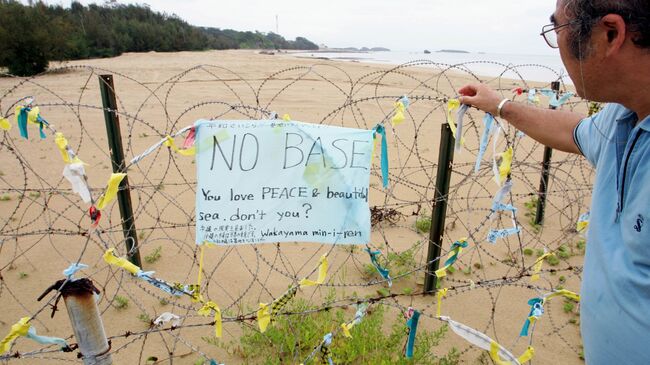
[540,21,577,48]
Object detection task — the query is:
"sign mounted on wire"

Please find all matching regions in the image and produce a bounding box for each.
[195,120,373,245]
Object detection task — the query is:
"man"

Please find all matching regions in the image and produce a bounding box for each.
[458,0,649,363]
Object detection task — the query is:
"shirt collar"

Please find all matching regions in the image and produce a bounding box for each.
[639,115,650,132]
[615,104,650,132]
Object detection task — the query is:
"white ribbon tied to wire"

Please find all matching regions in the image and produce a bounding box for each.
[440,316,533,365]
[154,312,181,328]
[454,104,469,153]
[62,163,91,203]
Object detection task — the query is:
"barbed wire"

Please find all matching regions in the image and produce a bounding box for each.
[0,58,592,364]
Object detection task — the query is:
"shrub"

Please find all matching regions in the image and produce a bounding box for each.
[545,254,560,266]
[234,299,460,365]
[415,213,432,233]
[557,245,571,259]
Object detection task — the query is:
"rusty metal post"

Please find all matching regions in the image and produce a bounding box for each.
[62,279,112,365]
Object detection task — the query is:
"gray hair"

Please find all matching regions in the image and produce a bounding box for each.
[563,0,650,59]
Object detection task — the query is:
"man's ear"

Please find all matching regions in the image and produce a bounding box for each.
[600,14,626,57]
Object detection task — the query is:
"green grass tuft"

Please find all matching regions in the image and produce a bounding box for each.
[144,246,162,264]
[113,295,129,310]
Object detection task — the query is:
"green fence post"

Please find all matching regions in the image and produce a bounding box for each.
[534,81,561,225]
[98,74,141,267]
[424,123,455,294]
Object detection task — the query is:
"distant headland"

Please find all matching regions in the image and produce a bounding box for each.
[314,46,391,53]
[436,49,470,54]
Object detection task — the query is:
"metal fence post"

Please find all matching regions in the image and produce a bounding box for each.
[534,81,561,225]
[424,123,455,294]
[98,74,142,267]
[63,278,112,365]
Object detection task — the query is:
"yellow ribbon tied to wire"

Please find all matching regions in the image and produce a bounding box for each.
[435,238,468,278]
[391,100,406,127]
[54,132,83,164]
[192,245,208,303]
[576,212,590,234]
[576,220,589,233]
[96,173,127,210]
[163,135,195,156]
[27,107,40,125]
[446,99,466,145]
[530,252,551,282]
[0,117,11,131]
[341,322,354,338]
[496,147,513,184]
[258,254,328,332]
[489,341,534,365]
[103,248,140,275]
[257,303,271,332]
[257,285,298,333]
[436,288,449,317]
[1,317,31,354]
[299,255,328,287]
[546,289,580,302]
[198,301,222,338]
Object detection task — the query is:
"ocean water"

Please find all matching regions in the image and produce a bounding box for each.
[291,50,570,83]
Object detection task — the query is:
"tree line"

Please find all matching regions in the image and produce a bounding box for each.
[0,1,319,76]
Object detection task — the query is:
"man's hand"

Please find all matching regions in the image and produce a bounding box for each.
[458,83,503,115]
[457,83,584,154]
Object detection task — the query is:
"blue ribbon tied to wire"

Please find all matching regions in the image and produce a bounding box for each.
[63,263,88,278]
[527,88,539,104]
[539,88,575,108]
[520,297,544,337]
[15,106,47,139]
[475,113,495,173]
[444,239,468,268]
[373,124,389,188]
[405,309,420,359]
[16,106,29,139]
[491,180,517,215]
[435,238,469,277]
[320,333,334,365]
[365,248,392,287]
[487,227,521,244]
[135,270,190,297]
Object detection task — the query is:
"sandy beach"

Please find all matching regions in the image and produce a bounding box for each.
[0,50,591,364]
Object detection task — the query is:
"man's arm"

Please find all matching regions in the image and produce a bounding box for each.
[459,83,584,154]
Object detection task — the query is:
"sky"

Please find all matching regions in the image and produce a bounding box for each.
[33,0,559,56]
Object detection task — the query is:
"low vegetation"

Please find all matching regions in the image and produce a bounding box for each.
[207,297,459,365]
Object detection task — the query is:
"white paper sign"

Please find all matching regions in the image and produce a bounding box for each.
[195,120,373,245]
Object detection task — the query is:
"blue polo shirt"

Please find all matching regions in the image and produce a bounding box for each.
[573,103,650,364]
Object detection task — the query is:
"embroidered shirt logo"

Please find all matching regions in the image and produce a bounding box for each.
[634,214,644,232]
